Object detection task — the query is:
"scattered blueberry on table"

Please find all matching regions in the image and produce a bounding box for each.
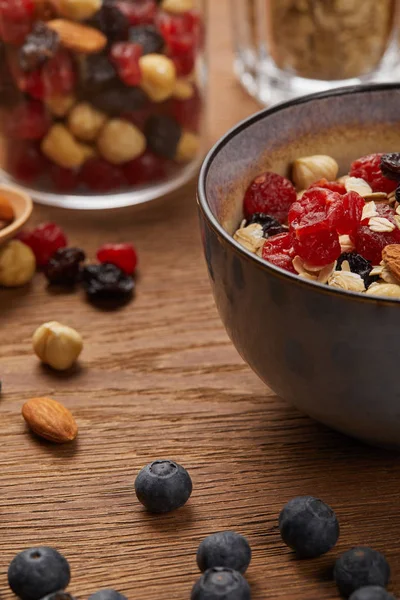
[334,547,391,598]
[8,547,70,600]
[88,590,128,600]
[196,532,252,574]
[349,587,397,600]
[191,567,251,600]
[134,459,192,513]
[279,495,340,558]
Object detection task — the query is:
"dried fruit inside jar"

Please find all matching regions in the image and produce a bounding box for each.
[0,0,206,195]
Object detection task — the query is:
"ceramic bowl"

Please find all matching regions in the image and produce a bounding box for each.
[197,83,400,449]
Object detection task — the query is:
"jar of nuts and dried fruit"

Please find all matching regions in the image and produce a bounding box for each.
[0,0,207,209]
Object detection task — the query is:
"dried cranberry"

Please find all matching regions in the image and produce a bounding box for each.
[354,226,400,265]
[335,191,365,235]
[293,229,341,267]
[380,153,400,181]
[7,141,48,182]
[87,1,129,43]
[0,18,32,44]
[261,232,296,273]
[116,0,157,26]
[123,151,166,185]
[308,178,346,195]
[45,247,85,286]
[169,51,195,76]
[97,243,137,275]
[19,49,76,99]
[82,263,134,305]
[336,252,376,288]
[0,0,34,21]
[81,158,127,192]
[6,101,51,140]
[19,21,59,72]
[129,25,164,55]
[110,42,142,86]
[244,172,297,223]
[245,213,285,238]
[18,222,68,267]
[50,165,79,193]
[169,88,202,132]
[350,153,397,194]
[288,188,342,238]
[145,114,182,159]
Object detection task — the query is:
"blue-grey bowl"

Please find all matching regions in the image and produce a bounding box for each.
[198,83,400,448]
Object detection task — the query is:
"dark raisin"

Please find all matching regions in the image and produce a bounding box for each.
[19,22,59,72]
[79,54,119,94]
[245,213,285,238]
[395,185,400,204]
[45,247,86,286]
[128,25,164,55]
[380,153,400,181]
[145,115,182,159]
[90,83,148,115]
[336,252,377,288]
[82,263,134,306]
[87,1,129,43]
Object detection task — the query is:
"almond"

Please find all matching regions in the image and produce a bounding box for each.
[0,195,14,221]
[22,397,78,443]
[382,244,400,280]
[47,19,107,54]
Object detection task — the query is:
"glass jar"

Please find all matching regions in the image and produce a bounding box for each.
[0,0,207,209]
[232,0,400,106]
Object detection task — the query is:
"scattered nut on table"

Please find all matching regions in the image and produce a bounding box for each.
[32,321,83,371]
[0,240,36,288]
[22,396,78,443]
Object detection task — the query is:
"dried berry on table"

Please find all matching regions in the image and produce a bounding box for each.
[45,247,86,286]
[97,243,138,275]
[380,153,400,181]
[134,459,192,513]
[145,114,182,159]
[129,25,165,55]
[8,547,70,600]
[18,222,67,267]
[334,547,391,598]
[279,496,339,559]
[19,22,60,72]
[191,568,251,600]
[82,263,135,304]
[197,532,251,574]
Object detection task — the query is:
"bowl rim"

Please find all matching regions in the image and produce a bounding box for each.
[197,82,400,306]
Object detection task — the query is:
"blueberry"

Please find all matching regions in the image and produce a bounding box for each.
[134,459,192,513]
[279,496,339,558]
[191,567,251,600]
[8,547,70,600]
[334,547,391,598]
[40,593,75,600]
[88,590,127,600]
[349,587,396,600]
[197,532,251,574]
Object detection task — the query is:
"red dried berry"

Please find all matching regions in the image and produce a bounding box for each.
[244,172,296,222]
[0,0,34,21]
[169,88,202,132]
[6,101,51,140]
[261,232,296,274]
[169,51,195,77]
[0,17,32,44]
[18,222,67,267]
[81,158,127,192]
[288,188,340,237]
[350,153,397,194]
[97,243,138,275]
[19,50,76,99]
[7,141,48,182]
[123,151,166,185]
[293,229,341,267]
[354,204,400,264]
[309,178,346,195]
[50,165,79,193]
[335,191,364,235]
[110,42,142,86]
[116,0,156,26]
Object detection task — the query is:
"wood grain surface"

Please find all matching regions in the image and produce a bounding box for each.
[1,2,400,600]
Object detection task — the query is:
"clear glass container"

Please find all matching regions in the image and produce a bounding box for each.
[0,0,207,209]
[232,0,400,106]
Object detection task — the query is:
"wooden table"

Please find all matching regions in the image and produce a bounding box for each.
[1,3,400,599]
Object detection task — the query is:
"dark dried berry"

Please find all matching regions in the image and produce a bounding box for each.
[336,252,377,288]
[91,83,148,115]
[19,22,60,72]
[395,185,400,204]
[128,25,164,54]
[245,213,285,238]
[82,263,134,305]
[87,1,129,43]
[145,115,182,159]
[79,54,119,94]
[45,247,86,286]
[380,153,400,181]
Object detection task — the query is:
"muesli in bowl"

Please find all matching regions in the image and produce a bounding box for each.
[233,152,400,298]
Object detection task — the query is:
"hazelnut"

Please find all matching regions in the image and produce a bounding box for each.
[172,79,194,100]
[32,321,83,371]
[292,155,339,189]
[46,94,76,117]
[161,0,194,13]
[68,102,107,142]
[139,54,177,102]
[0,240,36,287]
[57,0,102,21]
[97,119,146,164]
[175,131,200,163]
[41,124,89,168]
